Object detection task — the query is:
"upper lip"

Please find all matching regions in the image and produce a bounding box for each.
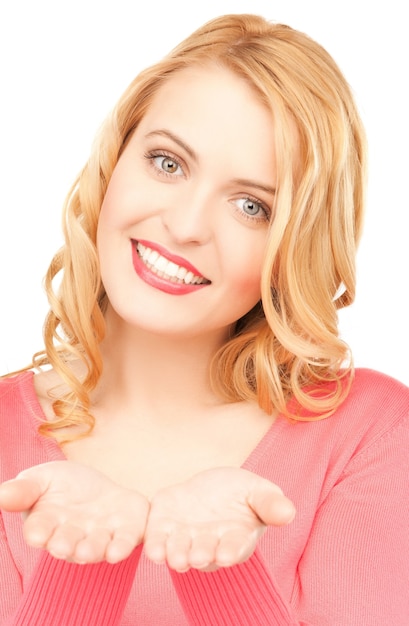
[134,239,210,281]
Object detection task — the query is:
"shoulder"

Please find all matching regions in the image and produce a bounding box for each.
[0,371,37,435]
[283,369,409,468]
[0,372,37,481]
[253,370,408,527]
[0,371,33,405]
[351,367,408,398]
[0,371,64,482]
[335,368,409,456]
[347,368,409,420]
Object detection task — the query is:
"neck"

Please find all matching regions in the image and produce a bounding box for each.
[93,308,230,417]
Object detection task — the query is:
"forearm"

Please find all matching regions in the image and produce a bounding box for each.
[3,546,142,626]
[170,549,305,626]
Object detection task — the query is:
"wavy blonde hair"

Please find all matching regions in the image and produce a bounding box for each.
[21,14,366,439]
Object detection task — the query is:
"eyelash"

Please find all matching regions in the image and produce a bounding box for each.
[144,149,271,223]
[144,150,185,178]
[233,196,271,223]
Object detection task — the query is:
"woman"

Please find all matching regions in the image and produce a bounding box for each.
[0,13,408,626]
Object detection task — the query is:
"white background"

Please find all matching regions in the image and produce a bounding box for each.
[0,0,407,384]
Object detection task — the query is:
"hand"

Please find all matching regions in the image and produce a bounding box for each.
[0,461,149,564]
[144,467,295,572]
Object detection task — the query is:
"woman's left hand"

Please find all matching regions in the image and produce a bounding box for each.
[144,467,295,572]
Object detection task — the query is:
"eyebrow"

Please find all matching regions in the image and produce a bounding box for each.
[145,129,198,161]
[230,177,276,196]
[145,128,276,196]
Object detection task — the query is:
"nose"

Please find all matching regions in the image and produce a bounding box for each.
[161,184,214,245]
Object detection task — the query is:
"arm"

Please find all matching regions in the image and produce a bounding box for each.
[146,413,409,625]
[2,548,142,626]
[170,549,302,626]
[0,461,149,626]
[144,467,301,625]
[289,411,409,624]
[0,511,23,625]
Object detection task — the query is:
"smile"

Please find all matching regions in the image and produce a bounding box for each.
[135,241,210,285]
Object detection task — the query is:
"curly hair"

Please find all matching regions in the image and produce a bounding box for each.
[22,14,366,440]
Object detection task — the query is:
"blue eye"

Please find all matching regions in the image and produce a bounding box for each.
[242,198,261,215]
[235,197,270,221]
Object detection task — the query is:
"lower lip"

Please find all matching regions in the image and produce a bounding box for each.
[131,242,209,295]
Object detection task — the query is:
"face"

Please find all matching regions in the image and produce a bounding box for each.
[97,64,277,343]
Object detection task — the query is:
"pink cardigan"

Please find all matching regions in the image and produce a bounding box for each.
[1,369,408,625]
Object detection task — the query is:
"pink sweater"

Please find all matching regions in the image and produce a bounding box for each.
[0,369,408,625]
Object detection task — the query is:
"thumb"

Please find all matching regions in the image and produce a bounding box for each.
[0,478,43,513]
[248,478,296,527]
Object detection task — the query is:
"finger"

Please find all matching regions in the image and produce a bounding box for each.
[73,527,113,564]
[46,523,86,560]
[188,533,219,569]
[0,478,43,512]
[215,528,259,567]
[248,480,296,526]
[105,526,145,564]
[23,511,59,548]
[144,530,169,564]
[165,531,192,572]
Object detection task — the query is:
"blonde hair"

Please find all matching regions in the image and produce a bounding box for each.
[24,14,366,439]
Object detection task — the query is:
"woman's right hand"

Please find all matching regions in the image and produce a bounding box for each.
[0,461,149,564]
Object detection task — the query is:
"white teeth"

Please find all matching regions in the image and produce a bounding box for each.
[176,266,188,280]
[155,256,169,272]
[166,261,179,277]
[136,242,208,285]
[146,249,159,264]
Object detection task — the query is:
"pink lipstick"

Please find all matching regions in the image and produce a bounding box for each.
[131,239,211,295]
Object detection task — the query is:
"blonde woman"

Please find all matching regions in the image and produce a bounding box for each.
[0,14,408,625]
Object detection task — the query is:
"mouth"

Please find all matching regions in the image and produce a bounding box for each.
[134,240,211,286]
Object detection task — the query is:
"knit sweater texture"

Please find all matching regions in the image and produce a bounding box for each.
[0,369,408,625]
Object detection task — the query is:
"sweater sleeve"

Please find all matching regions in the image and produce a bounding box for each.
[170,410,409,625]
[170,548,303,626]
[2,546,142,626]
[0,512,23,625]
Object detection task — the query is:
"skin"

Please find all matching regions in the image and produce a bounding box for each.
[97,63,277,342]
[0,462,295,569]
[0,64,296,571]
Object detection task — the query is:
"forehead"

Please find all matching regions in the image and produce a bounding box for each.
[143,62,268,120]
[136,64,277,164]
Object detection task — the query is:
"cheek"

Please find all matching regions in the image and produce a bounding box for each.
[227,245,264,302]
[96,201,115,262]
[98,161,156,231]
[235,269,262,302]
[98,184,133,230]
[97,178,123,237]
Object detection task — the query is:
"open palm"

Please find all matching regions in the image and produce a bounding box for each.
[0,461,149,564]
[144,467,295,572]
